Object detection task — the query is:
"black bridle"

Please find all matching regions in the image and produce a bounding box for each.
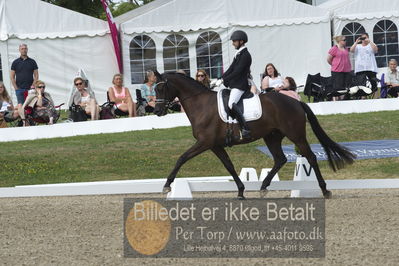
[155,77,205,110]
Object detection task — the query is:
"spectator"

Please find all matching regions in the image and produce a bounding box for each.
[349,33,378,94]
[385,59,399,98]
[140,70,157,113]
[69,77,99,120]
[327,36,352,100]
[195,69,210,89]
[0,82,19,123]
[108,74,136,117]
[277,77,301,101]
[261,63,283,91]
[19,80,57,125]
[10,44,39,108]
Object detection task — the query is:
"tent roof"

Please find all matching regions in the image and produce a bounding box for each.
[120,0,330,34]
[325,0,399,20]
[318,0,356,12]
[0,0,109,41]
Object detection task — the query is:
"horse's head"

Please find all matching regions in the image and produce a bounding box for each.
[153,72,177,116]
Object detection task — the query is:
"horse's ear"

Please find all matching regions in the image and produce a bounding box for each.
[154,70,163,82]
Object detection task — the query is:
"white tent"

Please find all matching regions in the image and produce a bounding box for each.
[320,0,399,69]
[0,0,119,106]
[119,0,332,87]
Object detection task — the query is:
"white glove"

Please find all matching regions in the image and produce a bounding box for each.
[215,79,223,87]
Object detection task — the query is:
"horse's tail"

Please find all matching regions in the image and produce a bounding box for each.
[299,101,356,171]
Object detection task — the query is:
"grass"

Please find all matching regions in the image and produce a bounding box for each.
[0,110,398,187]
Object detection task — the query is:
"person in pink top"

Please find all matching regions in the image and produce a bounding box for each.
[108,73,136,117]
[327,35,352,100]
[275,77,301,101]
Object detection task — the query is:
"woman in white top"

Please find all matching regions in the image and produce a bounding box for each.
[69,77,99,120]
[261,63,284,91]
[350,33,378,93]
[0,82,19,123]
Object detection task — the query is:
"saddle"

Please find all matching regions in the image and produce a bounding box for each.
[217,89,262,123]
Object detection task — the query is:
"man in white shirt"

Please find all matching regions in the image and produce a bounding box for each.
[385,59,399,97]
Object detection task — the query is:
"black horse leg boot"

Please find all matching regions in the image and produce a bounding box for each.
[232,103,251,140]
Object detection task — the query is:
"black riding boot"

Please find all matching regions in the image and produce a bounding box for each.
[231,103,251,140]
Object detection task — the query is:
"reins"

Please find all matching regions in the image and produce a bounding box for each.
[155,79,204,106]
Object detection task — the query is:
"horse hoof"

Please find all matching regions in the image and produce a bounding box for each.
[163,187,171,193]
[237,195,246,200]
[260,189,268,198]
[323,190,332,199]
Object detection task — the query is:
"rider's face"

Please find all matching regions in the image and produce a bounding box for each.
[232,40,241,49]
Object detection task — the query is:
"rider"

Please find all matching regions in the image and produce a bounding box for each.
[222,30,252,139]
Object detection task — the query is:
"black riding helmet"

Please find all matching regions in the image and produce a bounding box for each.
[230,30,248,43]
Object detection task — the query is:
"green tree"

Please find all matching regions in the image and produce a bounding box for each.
[41,0,155,18]
[42,0,104,18]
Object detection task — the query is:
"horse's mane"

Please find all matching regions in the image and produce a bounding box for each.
[162,72,211,92]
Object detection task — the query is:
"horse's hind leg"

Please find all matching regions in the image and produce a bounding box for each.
[163,141,209,193]
[260,131,287,197]
[295,139,332,199]
[212,146,245,199]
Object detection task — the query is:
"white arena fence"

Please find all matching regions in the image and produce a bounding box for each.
[0,98,398,142]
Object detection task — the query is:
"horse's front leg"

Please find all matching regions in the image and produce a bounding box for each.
[211,146,245,199]
[163,141,209,193]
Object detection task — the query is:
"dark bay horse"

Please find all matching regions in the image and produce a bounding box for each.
[153,72,356,199]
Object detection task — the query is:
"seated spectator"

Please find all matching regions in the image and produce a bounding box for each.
[19,80,57,125]
[140,70,183,113]
[69,77,99,120]
[108,74,136,117]
[140,70,157,113]
[385,59,399,98]
[195,69,210,89]
[261,63,284,91]
[0,82,19,123]
[276,77,301,101]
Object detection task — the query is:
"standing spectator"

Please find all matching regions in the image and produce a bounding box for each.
[350,33,378,94]
[108,74,136,117]
[385,59,399,97]
[261,63,283,91]
[10,44,39,108]
[195,69,210,89]
[327,36,352,100]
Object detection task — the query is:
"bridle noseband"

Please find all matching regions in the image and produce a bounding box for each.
[155,81,170,105]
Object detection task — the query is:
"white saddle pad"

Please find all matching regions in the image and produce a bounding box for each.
[217,89,262,123]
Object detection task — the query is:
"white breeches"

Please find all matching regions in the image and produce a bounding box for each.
[228,88,244,109]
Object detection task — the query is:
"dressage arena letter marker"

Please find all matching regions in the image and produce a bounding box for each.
[291,157,322,198]
[239,168,258,182]
[259,168,280,181]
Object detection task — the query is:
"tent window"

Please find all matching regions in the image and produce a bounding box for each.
[129,35,157,84]
[342,22,366,47]
[196,31,223,79]
[163,34,190,75]
[373,20,399,68]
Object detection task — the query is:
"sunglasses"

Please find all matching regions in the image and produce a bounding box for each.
[37,86,45,89]
[75,82,83,86]
[197,74,205,77]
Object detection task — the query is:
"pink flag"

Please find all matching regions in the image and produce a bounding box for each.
[101,0,123,73]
